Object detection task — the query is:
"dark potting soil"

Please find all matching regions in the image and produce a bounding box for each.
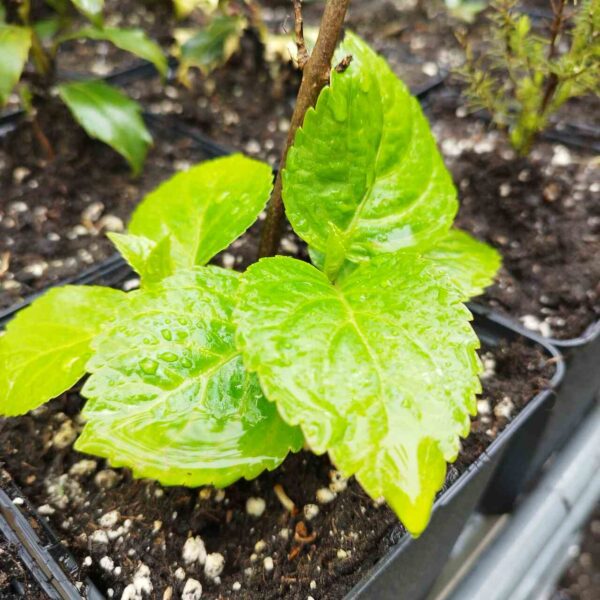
[0,327,553,600]
[0,537,45,600]
[0,102,219,311]
[125,0,453,167]
[424,83,600,340]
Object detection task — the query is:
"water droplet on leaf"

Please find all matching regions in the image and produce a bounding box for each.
[140,358,159,375]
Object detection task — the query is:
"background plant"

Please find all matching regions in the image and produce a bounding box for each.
[0,0,167,173]
[171,0,264,82]
[457,0,599,154]
[0,29,501,536]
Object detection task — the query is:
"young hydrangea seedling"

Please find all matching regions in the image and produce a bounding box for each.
[0,34,500,536]
[0,0,167,174]
[457,0,599,155]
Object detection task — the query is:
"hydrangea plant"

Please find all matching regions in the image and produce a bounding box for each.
[0,34,500,536]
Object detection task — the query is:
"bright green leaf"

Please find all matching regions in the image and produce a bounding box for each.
[107,233,173,286]
[77,268,303,487]
[70,0,104,26]
[0,24,31,106]
[177,15,246,77]
[173,0,219,19]
[235,256,481,535]
[308,246,358,283]
[128,154,273,268]
[423,229,501,300]
[62,26,167,77]
[323,223,348,282]
[310,228,501,296]
[0,286,128,416]
[283,32,457,263]
[58,80,152,175]
[33,17,62,41]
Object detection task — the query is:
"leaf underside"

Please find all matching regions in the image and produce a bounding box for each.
[128,154,273,269]
[235,256,481,535]
[58,80,152,175]
[0,286,128,416]
[283,32,458,263]
[78,268,303,487]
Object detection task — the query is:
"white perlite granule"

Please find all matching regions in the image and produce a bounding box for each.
[182,579,203,600]
[182,536,207,565]
[246,497,266,517]
[204,553,225,580]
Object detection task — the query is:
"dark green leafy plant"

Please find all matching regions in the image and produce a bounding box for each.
[458,0,599,154]
[0,0,167,173]
[0,34,500,536]
[172,0,261,81]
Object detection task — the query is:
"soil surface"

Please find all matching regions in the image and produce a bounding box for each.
[0,538,44,599]
[0,253,554,600]
[425,83,600,340]
[0,105,219,311]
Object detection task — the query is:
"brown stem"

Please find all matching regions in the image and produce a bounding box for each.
[547,0,568,62]
[293,0,309,69]
[257,0,351,259]
[31,115,55,162]
[539,0,568,118]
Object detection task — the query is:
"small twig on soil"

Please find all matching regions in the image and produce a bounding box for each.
[0,252,10,277]
[274,483,297,513]
[294,520,317,543]
[257,0,351,259]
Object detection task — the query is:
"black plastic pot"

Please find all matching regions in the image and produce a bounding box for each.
[526,321,600,481]
[0,261,564,599]
[470,305,600,514]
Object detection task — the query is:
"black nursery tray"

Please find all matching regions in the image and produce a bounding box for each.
[0,259,564,600]
[0,471,103,600]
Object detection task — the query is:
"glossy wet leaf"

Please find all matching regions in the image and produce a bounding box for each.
[0,25,31,106]
[423,229,501,299]
[283,32,457,263]
[235,256,481,535]
[58,80,152,175]
[70,0,104,26]
[128,154,273,268]
[0,286,128,416]
[78,268,303,487]
[309,228,501,297]
[63,26,167,76]
[178,15,246,78]
[108,233,173,286]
